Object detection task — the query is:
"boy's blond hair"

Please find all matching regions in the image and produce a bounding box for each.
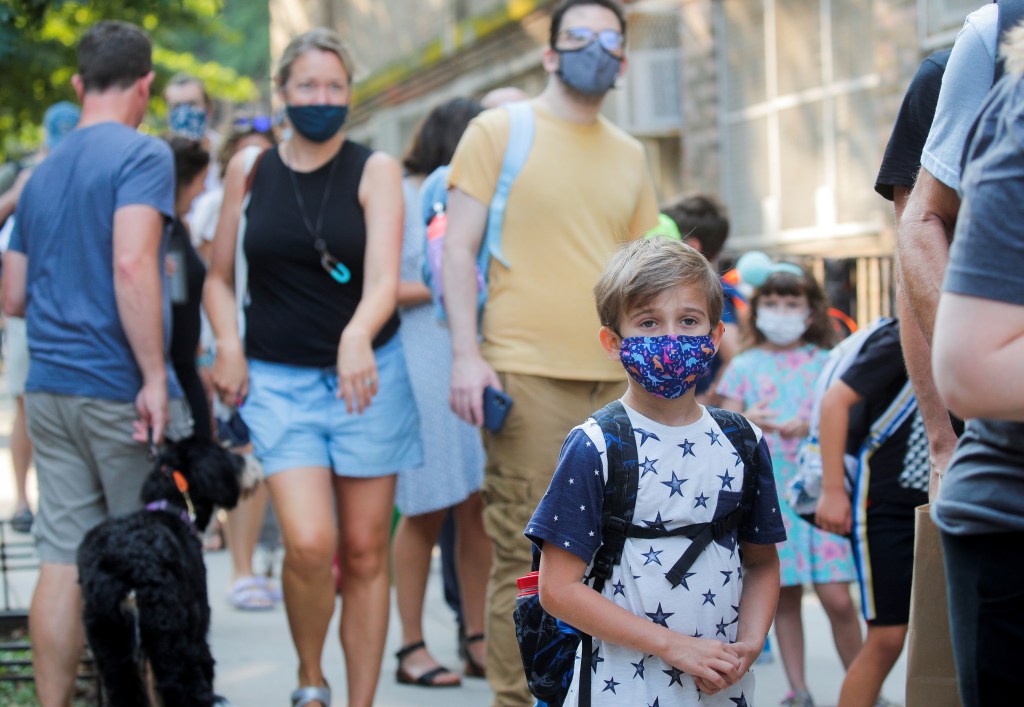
[594,237,723,332]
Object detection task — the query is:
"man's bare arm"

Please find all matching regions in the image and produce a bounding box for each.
[443,187,500,426]
[893,185,958,496]
[113,205,169,441]
[896,169,960,342]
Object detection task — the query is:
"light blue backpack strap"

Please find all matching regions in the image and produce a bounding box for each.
[481,101,535,272]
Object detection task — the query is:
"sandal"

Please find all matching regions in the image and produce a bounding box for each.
[463,633,486,679]
[290,680,330,707]
[395,641,461,687]
[226,577,275,611]
[10,508,32,534]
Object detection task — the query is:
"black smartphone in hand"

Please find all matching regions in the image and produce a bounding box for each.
[483,386,514,433]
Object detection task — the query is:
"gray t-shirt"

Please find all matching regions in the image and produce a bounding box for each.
[10,122,181,402]
[934,72,1024,536]
[920,3,997,192]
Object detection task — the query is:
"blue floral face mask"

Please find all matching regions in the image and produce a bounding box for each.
[168,104,207,141]
[619,334,716,399]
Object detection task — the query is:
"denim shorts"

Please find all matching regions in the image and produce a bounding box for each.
[240,336,423,477]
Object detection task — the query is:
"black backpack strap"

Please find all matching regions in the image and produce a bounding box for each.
[578,400,638,706]
[663,408,759,588]
[996,1,1024,84]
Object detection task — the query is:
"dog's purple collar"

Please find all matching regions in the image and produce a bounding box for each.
[145,500,199,537]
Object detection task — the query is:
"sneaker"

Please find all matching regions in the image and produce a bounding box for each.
[874,698,900,707]
[780,690,815,707]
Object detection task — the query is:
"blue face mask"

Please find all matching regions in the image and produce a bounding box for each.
[168,104,207,141]
[619,334,716,399]
[557,41,622,96]
[286,104,349,143]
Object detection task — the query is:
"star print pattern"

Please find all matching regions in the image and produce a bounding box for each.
[660,471,688,498]
[646,602,674,627]
[524,404,784,705]
[640,456,660,478]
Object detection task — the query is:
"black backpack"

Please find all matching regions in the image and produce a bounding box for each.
[513,401,760,707]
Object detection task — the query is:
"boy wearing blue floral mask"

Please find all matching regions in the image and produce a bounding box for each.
[525,237,785,706]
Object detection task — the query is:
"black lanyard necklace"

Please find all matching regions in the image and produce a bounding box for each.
[283,144,352,284]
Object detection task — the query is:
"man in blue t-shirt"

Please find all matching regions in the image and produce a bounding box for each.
[1,20,191,706]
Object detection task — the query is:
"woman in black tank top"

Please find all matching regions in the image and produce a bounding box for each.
[204,28,419,707]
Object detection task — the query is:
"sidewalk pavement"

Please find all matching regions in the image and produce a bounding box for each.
[0,389,908,706]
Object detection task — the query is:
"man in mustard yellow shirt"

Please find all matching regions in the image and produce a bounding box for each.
[443,1,659,703]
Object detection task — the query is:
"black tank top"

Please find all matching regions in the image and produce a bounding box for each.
[243,142,399,367]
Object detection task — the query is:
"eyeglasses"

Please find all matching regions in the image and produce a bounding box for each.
[557,27,625,57]
[233,115,274,133]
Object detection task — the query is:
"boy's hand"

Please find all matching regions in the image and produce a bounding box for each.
[660,635,741,694]
[721,640,761,684]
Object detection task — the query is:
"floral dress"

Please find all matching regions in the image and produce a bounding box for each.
[717,344,857,586]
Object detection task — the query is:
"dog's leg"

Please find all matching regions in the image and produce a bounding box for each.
[135,584,218,707]
[82,582,150,706]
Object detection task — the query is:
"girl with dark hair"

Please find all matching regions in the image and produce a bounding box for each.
[717,266,862,707]
[165,135,212,440]
[391,96,490,687]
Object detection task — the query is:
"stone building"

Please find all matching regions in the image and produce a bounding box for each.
[267,0,985,322]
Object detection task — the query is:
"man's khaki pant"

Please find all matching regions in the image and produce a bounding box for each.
[481,372,624,707]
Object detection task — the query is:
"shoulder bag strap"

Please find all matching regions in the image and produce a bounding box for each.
[579,400,638,706]
[481,101,534,273]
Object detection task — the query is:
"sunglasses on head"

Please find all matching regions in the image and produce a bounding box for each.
[557,27,625,57]
[233,115,274,133]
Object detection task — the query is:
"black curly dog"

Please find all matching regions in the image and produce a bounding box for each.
[77,436,246,706]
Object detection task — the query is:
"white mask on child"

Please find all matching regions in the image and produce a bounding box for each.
[756,309,810,346]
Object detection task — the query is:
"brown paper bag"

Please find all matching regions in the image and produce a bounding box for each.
[905,504,961,707]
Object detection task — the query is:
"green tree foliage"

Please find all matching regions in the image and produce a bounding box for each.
[0,0,265,160]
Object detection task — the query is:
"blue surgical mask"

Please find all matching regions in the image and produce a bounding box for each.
[286,104,349,143]
[168,104,207,141]
[619,334,716,399]
[557,41,622,96]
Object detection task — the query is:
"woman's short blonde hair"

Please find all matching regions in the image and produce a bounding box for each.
[276,27,356,87]
[594,237,724,332]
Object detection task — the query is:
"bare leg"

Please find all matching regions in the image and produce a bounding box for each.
[335,474,396,707]
[814,581,864,669]
[392,508,460,684]
[267,467,336,697]
[775,584,808,692]
[224,480,269,582]
[838,624,907,707]
[453,491,491,672]
[12,396,32,512]
[31,563,85,707]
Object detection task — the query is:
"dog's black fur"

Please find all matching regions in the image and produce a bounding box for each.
[77,436,245,707]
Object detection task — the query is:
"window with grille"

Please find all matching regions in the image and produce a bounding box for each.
[614,9,683,135]
[716,0,882,250]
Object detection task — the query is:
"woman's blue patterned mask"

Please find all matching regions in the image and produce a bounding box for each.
[168,104,207,141]
[619,334,716,399]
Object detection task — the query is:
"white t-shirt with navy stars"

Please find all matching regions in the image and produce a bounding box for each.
[526,402,786,707]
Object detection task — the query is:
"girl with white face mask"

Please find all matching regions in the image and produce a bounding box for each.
[717,268,862,707]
